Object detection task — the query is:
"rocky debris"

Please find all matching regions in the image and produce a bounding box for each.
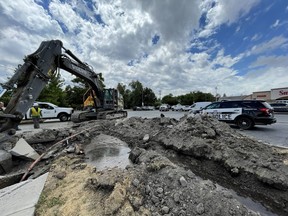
[108,116,288,215]
[36,148,262,216]
[0,150,12,174]
[9,138,40,160]
[1,115,288,215]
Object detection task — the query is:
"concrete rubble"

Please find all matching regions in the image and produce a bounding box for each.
[0,114,287,215]
[9,138,40,160]
[0,173,48,216]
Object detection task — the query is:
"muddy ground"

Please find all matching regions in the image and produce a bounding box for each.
[1,114,288,215]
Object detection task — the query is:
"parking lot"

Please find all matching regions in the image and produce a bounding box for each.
[18,110,288,148]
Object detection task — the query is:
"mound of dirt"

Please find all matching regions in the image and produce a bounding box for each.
[2,115,288,215]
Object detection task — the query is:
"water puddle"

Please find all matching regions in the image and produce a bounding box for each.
[84,134,132,171]
[229,189,278,216]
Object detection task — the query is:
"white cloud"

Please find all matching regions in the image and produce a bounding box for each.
[251,34,261,41]
[198,0,260,38]
[248,36,288,56]
[271,19,280,28]
[0,0,286,100]
[250,55,288,68]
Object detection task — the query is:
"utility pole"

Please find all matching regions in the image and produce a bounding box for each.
[141,88,144,106]
[215,86,218,101]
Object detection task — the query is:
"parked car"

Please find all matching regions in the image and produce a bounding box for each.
[201,100,276,130]
[171,104,184,111]
[133,106,142,111]
[185,102,212,113]
[269,103,288,112]
[181,105,191,111]
[159,104,169,111]
[25,102,74,122]
[142,106,155,111]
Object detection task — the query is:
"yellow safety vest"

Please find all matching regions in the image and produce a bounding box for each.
[31,107,41,117]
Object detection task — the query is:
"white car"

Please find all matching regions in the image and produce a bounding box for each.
[189,102,212,114]
[159,104,169,111]
[25,102,74,122]
[171,104,184,111]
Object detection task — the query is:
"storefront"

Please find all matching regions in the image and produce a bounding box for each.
[251,91,271,101]
[271,87,288,101]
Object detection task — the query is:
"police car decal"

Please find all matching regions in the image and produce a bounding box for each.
[207,109,242,121]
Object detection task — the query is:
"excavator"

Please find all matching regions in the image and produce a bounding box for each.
[0,39,127,135]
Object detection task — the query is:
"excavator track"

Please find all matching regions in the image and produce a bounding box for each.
[71,110,127,123]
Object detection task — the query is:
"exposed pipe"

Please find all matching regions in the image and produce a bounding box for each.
[20,124,100,182]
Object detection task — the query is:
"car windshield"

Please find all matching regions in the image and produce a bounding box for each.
[204,102,220,109]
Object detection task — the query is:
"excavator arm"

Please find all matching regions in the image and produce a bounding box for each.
[0,40,126,134]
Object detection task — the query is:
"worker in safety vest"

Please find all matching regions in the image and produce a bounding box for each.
[30,103,42,129]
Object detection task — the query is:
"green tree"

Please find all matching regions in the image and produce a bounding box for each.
[37,73,67,106]
[161,94,178,105]
[64,77,90,109]
[117,83,131,109]
[143,87,157,106]
[129,80,143,107]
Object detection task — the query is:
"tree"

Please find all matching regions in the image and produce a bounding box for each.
[117,83,131,109]
[37,73,67,106]
[143,87,157,106]
[64,77,90,109]
[161,94,178,105]
[129,80,143,107]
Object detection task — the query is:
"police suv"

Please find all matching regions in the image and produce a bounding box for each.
[201,100,276,130]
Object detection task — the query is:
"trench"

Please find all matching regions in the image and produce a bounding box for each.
[168,153,284,216]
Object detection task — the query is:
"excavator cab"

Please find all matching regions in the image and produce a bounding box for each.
[83,88,118,110]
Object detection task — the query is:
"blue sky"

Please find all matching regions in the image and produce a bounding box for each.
[0,0,288,98]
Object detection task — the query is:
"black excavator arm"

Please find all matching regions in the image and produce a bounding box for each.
[0,40,125,134]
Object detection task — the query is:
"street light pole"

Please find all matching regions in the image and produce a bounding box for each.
[142,90,144,106]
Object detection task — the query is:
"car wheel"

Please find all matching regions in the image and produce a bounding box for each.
[236,116,254,130]
[59,113,69,122]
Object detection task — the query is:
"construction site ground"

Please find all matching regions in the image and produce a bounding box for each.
[1,111,288,216]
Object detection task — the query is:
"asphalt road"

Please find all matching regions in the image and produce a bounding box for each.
[17,110,288,148]
[238,113,288,148]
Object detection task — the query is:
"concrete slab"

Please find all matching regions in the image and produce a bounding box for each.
[0,172,49,216]
[9,138,40,160]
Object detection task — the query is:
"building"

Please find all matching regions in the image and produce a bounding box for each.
[220,95,251,101]
[219,87,288,103]
[271,87,288,101]
[251,91,271,101]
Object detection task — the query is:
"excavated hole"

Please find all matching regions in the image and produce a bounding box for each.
[168,153,284,216]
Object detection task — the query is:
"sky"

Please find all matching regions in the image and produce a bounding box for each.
[1,0,288,98]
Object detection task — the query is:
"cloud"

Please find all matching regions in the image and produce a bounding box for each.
[251,34,261,41]
[198,0,261,38]
[271,19,280,28]
[250,55,288,68]
[0,0,286,100]
[248,36,288,56]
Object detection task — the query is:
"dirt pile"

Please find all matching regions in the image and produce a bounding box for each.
[107,115,288,215]
[1,115,288,215]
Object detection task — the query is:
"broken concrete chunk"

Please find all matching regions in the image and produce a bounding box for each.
[9,138,40,161]
[0,150,12,174]
[0,173,49,216]
[143,134,149,142]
